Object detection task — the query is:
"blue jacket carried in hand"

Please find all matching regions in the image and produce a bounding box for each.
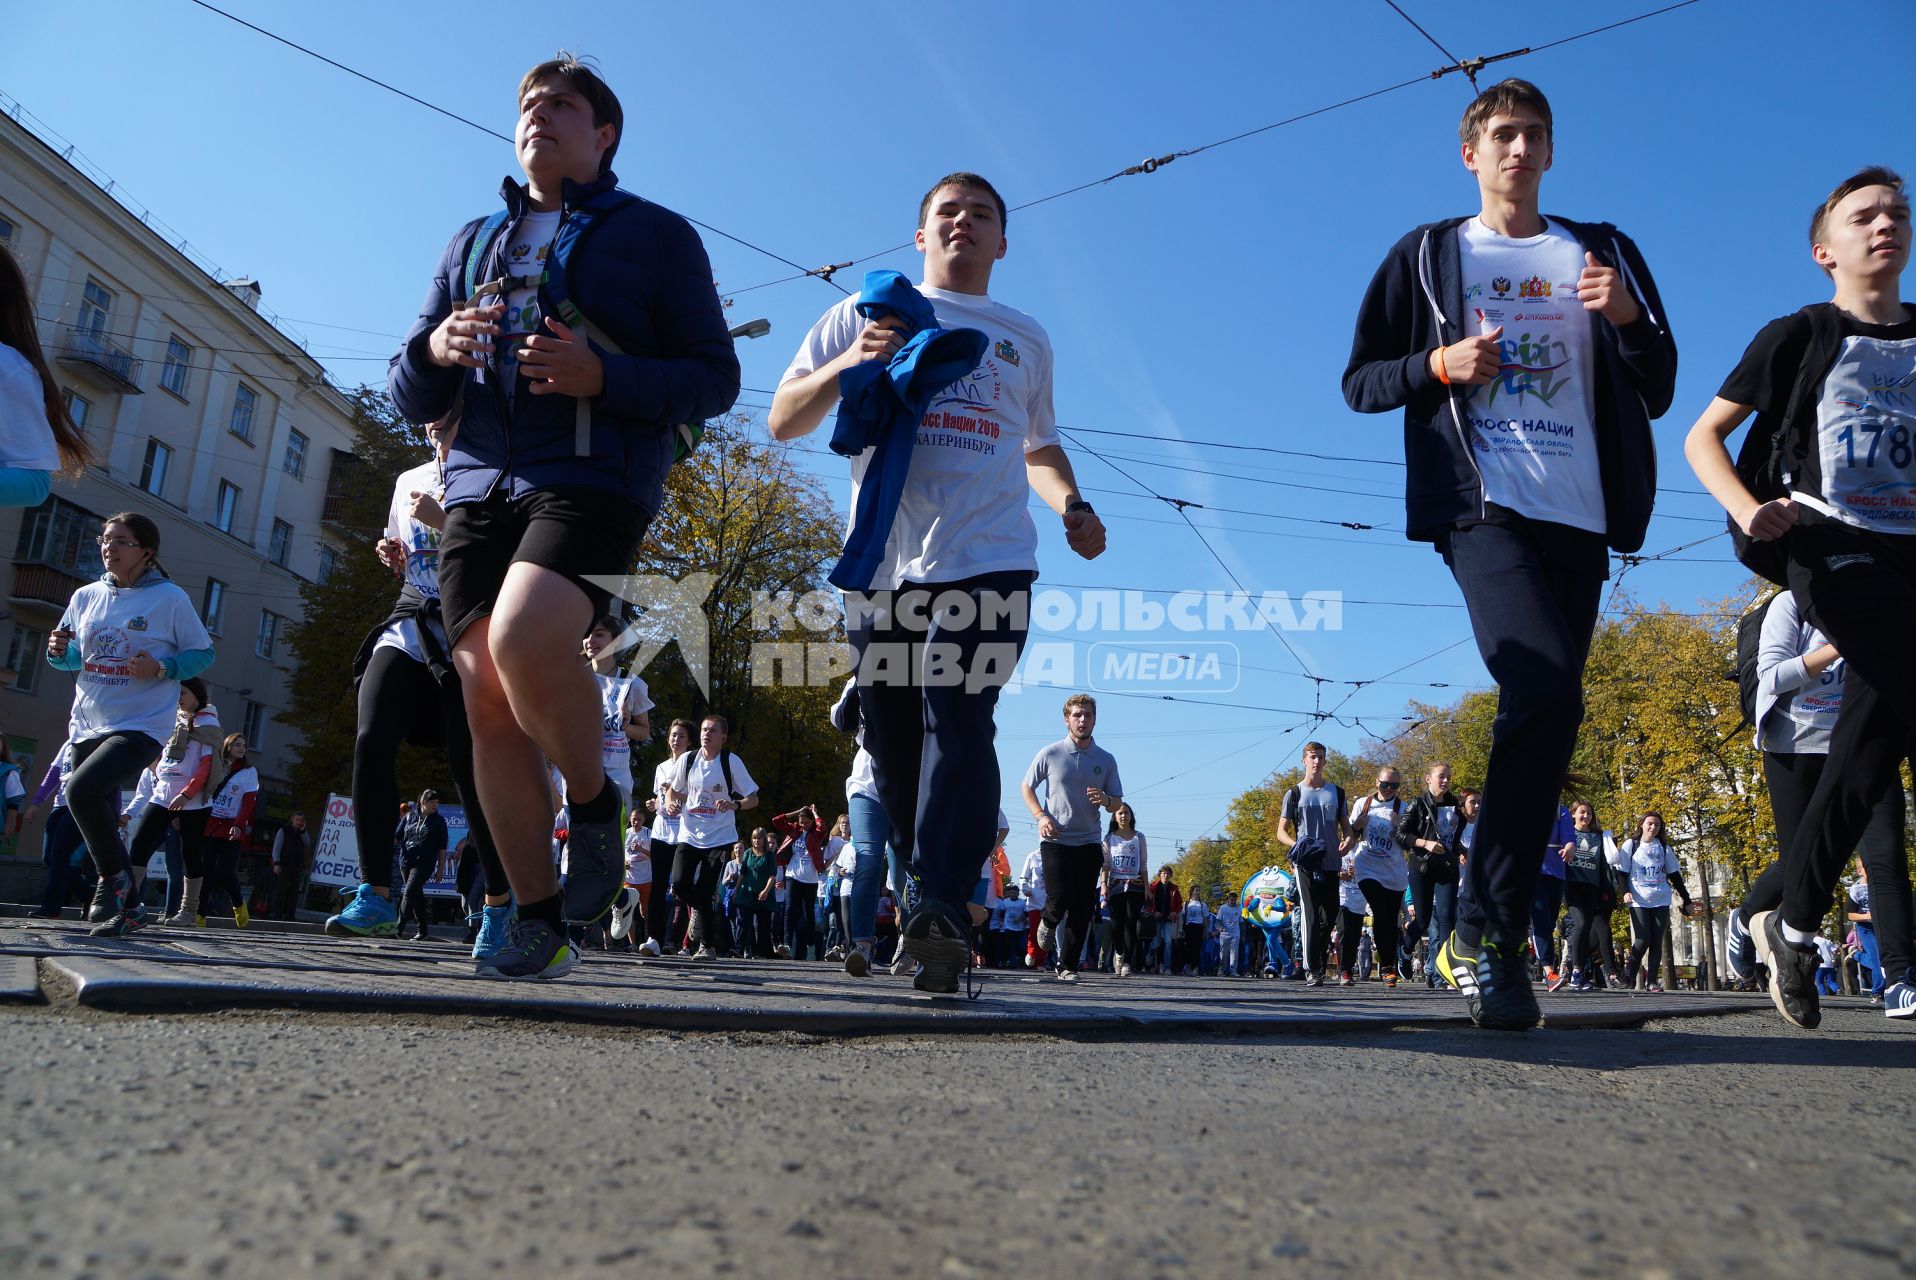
[827,271,987,591]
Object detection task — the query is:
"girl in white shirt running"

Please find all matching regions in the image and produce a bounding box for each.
[1101,803,1149,977]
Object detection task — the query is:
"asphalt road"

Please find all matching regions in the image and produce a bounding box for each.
[1,998,1909,1279]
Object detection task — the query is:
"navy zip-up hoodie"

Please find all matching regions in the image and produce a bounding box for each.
[1341,215,1676,553]
[389,170,741,515]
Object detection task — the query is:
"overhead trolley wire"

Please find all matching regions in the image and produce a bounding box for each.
[722,1,1709,297]
[182,0,846,295]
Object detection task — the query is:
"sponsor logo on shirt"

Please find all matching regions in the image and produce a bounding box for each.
[1491,276,1513,298]
[127,615,148,632]
[1519,275,1551,300]
[994,338,1020,366]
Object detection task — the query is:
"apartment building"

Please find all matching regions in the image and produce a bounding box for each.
[0,105,363,896]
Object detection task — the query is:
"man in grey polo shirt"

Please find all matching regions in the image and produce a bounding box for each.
[1021,693,1123,981]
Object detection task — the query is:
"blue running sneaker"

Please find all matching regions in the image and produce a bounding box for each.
[325,884,399,938]
[474,917,578,981]
[1883,978,1915,1020]
[472,901,514,964]
[561,799,626,926]
[1725,910,1758,984]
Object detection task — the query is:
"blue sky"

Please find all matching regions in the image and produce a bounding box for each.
[8,0,1914,857]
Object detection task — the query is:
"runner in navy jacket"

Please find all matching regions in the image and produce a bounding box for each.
[384,56,737,982]
[1340,79,1676,1030]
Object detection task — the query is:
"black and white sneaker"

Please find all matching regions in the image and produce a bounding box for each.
[1725,909,1758,984]
[901,899,971,996]
[1751,910,1821,1030]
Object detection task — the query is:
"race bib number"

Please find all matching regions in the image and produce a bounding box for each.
[1816,335,1916,532]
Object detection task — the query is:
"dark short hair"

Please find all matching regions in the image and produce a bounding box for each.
[918,172,1007,231]
[1458,78,1553,146]
[702,714,729,734]
[519,52,623,176]
[1810,166,1907,272]
[590,613,624,638]
[104,511,167,576]
[180,676,210,711]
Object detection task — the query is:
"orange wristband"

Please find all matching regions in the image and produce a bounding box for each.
[1433,346,1452,386]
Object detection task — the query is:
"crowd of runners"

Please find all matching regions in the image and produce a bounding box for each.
[1,59,1910,1032]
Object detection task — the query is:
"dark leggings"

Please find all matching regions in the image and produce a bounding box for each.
[67,732,161,878]
[354,645,505,895]
[1562,882,1615,979]
[203,837,245,919]
[1338,879,1403,976]
[643,830,675,944]
[670,843,726,947]
[399,862,433,934]
[38,808,85,914]
[1111,890,1145,966]
[129,804,211,878]
[1630,905,1671,985]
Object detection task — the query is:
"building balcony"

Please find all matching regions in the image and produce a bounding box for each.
[8,560,90,613]
[56,324,144,393]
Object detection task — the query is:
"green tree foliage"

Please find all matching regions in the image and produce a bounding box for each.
[627,415,851,814]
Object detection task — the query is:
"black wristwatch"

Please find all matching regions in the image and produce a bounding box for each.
[1065,499,1095,516]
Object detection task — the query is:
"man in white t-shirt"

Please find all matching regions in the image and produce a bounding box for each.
[1343,79,1676,1030]
[664,714,759,960]
[769,172,1107,994]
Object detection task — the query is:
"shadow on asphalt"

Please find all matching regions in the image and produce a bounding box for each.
[1088,1018,1914,1070]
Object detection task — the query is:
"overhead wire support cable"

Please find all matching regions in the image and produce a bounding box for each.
[722,0,1709,298]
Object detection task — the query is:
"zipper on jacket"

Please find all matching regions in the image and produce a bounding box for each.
[1418,228,1489,520]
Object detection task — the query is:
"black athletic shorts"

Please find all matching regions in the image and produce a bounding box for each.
[437,486,653,646]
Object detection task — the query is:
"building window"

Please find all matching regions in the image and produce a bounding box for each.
[213,480,239,533]
[202,578,226,635]
[4,625,44,694]
[14,495,102,577]
[255,609,281,659]
[282,428,308,480]
[79,279,113,336]
[63,389,90,434]
[315,544,340,584]
[0,214,14,243]
[268,519,292,568]
[229,383,258,444]
[160,335,193,400]
[242,700,266,750]
[139,439,171,498]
